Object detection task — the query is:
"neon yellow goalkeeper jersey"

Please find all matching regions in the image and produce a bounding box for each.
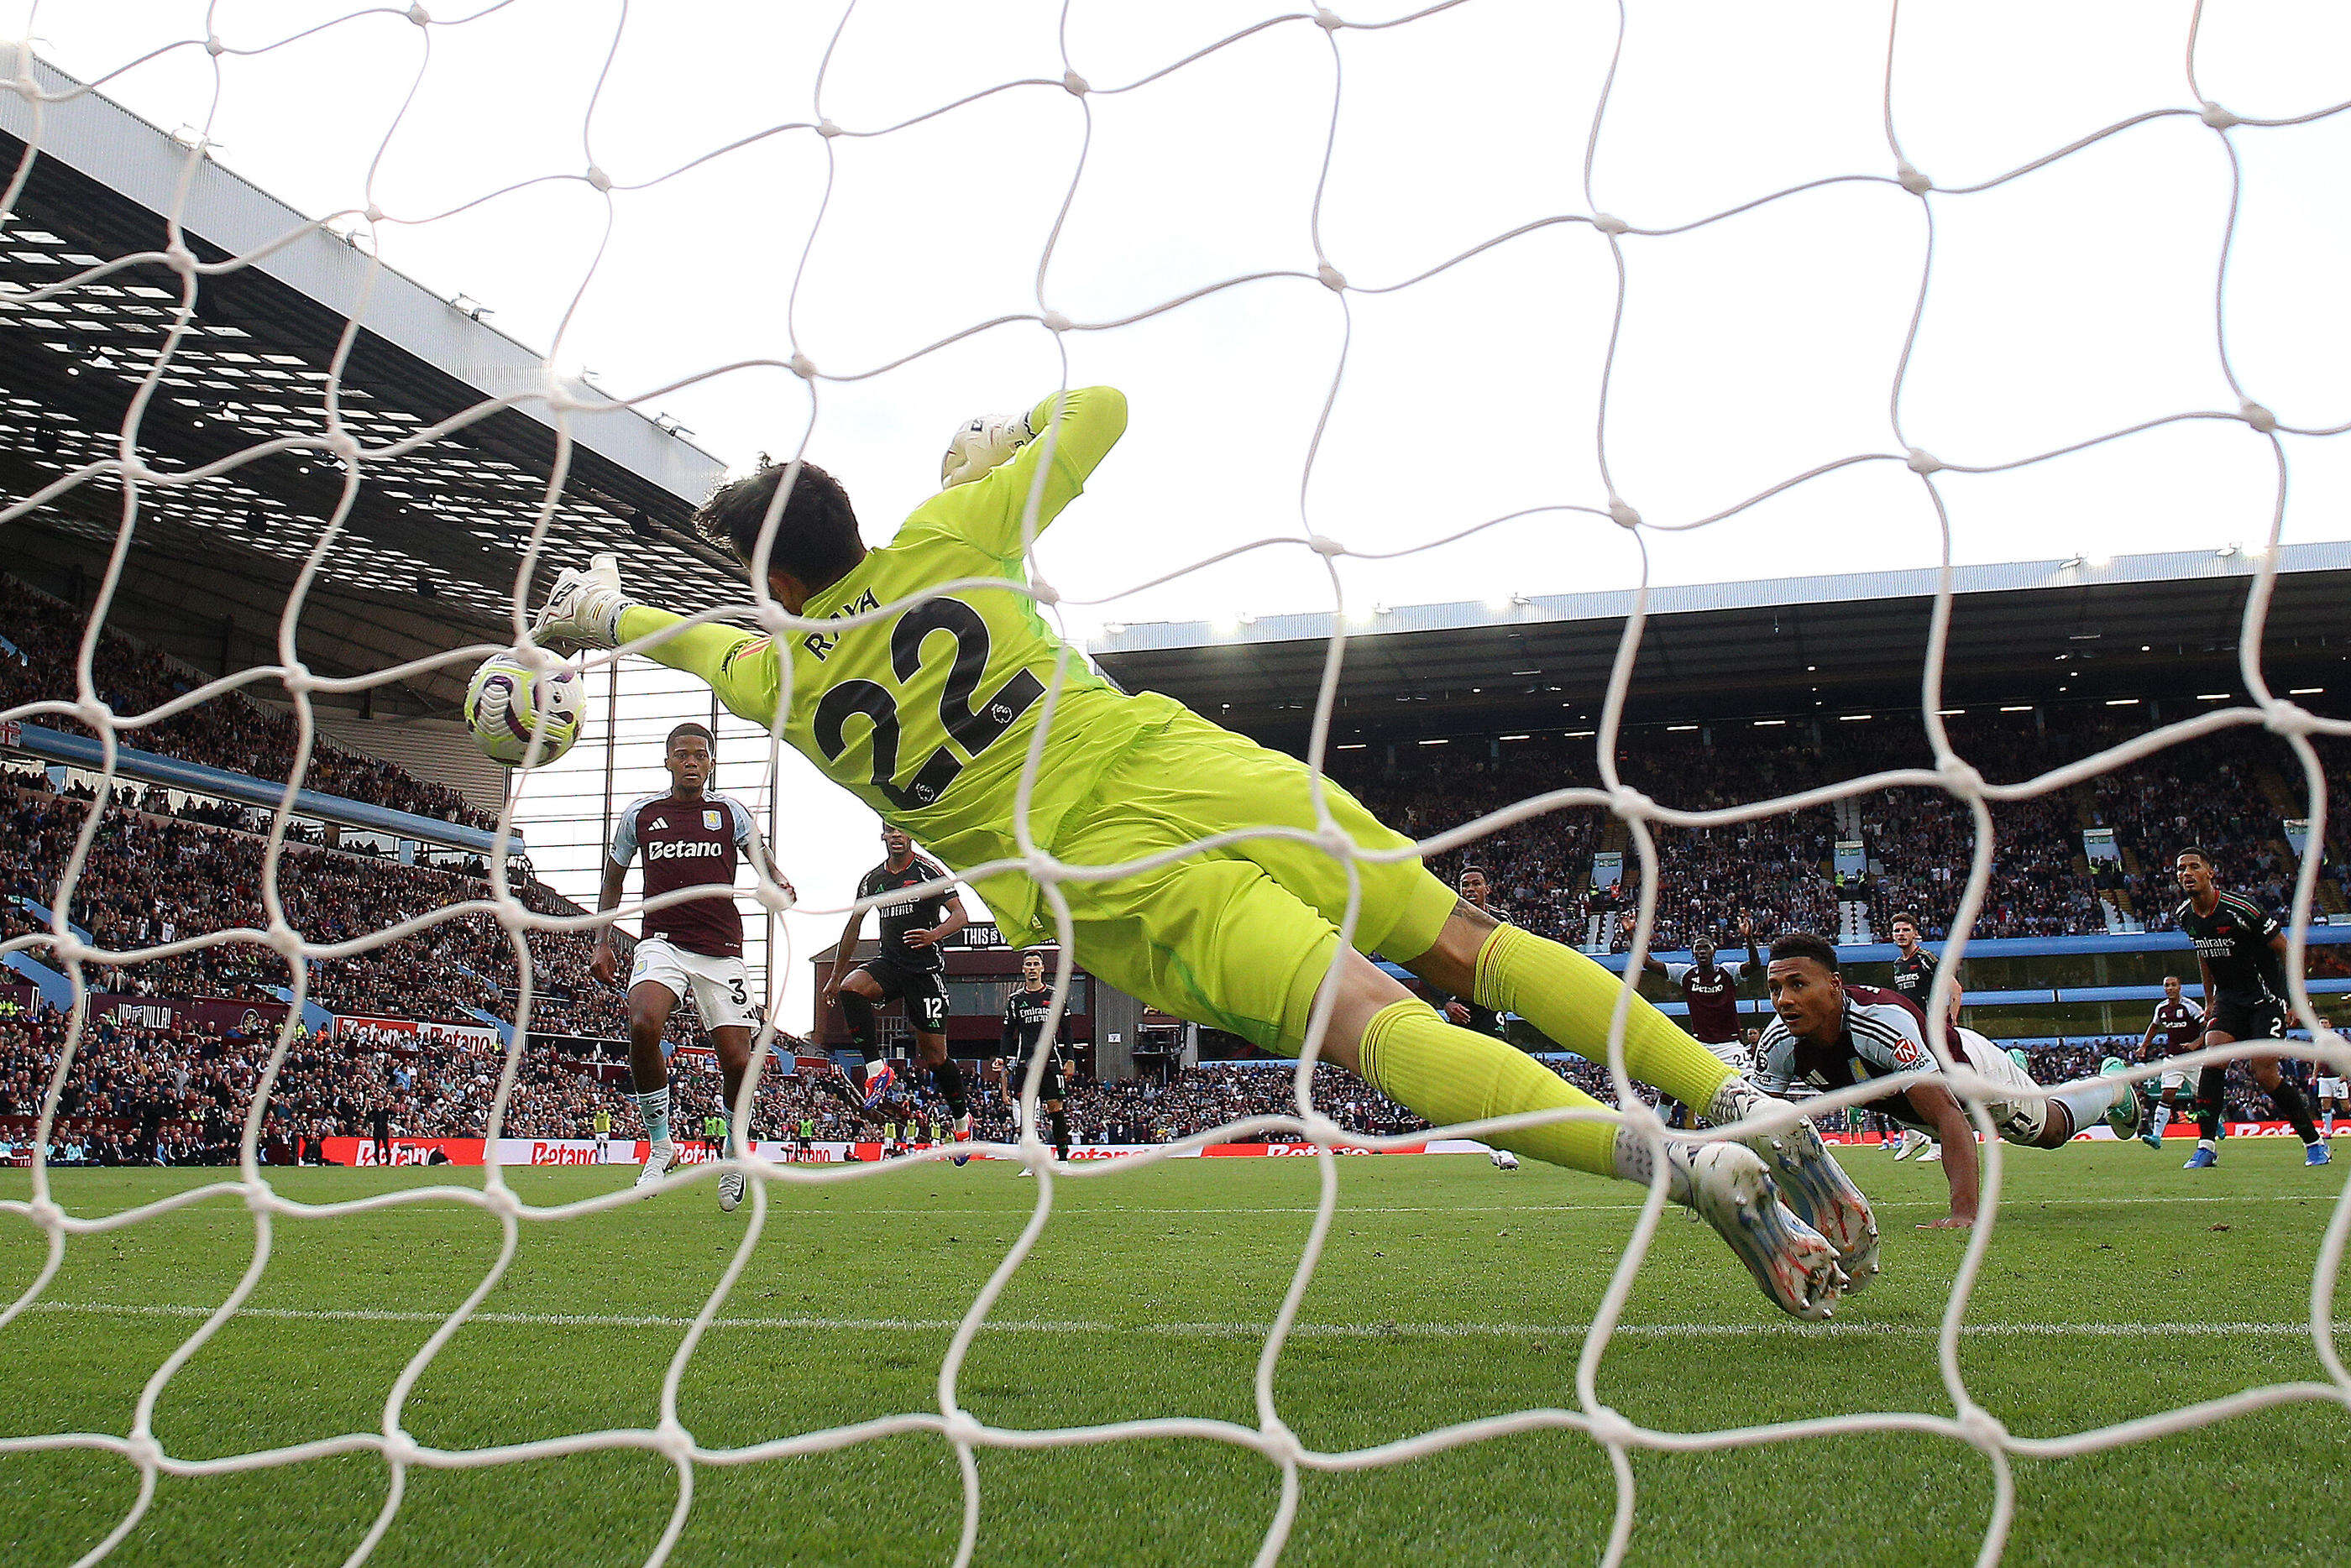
[692,385,1182,896]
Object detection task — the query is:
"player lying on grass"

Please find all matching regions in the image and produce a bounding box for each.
[531,385,1878,1319]
[1756,932,2140,1230]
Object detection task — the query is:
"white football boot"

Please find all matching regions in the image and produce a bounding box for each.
[533,553,633,649]
[1710,1080,1881,1294]
[1671,1142,1846,1321]
[1917,1142,1944,1163]
[635,1137,678,1189]
[717,1167,746,1212]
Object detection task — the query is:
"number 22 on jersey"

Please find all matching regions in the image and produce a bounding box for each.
[814,597,1044,811]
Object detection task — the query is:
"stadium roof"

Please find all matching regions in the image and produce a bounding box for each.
[1089,544,2351,745]
[0,57,735,713]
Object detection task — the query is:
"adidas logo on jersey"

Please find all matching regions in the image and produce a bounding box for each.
[646,839,724,861]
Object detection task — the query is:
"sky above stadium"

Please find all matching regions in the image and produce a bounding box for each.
[13,0,2351,1027]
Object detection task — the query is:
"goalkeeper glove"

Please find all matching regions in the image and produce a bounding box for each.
[939,410,1038,489]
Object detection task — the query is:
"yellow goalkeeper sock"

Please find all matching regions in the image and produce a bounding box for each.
[1472,923,1737,1113]
[1356,999,1619,1177]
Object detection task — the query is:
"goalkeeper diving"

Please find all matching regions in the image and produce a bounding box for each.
[531,387,1879,1320]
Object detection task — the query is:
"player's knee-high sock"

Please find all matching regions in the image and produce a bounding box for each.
[1471,924,1736,1112]
[2149,1099,2172,1138]
[2196,1066,2224,1147]
[841,991,876,1052]
[2266,1079,2322,1144]
[840,993,877,1085]
[1049,1109,1071,1161]
[2049,1076,2127,1137]
[635,1085,672,1147]
[1357,999,1620,1177]
[929,1055,970,1119]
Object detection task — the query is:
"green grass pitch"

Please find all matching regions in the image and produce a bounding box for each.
[3,1143,2345,1566]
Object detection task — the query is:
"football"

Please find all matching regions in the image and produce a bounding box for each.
[463,652,584,766]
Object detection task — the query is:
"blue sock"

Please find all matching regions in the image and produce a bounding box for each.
[636,1087,671,1147]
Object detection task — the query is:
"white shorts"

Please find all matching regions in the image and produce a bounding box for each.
[631,936,757,1033]
[1699,1038,1751,1075]
[1952,1029,2048,1147]
[2160,1066,2191,1093]
[2320,1077,2348,1100]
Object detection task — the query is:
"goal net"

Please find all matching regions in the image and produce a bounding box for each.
[3,3,2348,1565]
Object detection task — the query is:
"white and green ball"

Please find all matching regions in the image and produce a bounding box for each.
[463,652,584,766]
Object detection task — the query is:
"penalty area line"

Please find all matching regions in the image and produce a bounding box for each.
[16,1301,2326,1341]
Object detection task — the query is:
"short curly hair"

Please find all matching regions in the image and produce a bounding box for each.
[1768,930,1840,974]
[693,459,864,591]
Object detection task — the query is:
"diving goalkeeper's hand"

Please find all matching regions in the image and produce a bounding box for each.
[939,410,1038,489]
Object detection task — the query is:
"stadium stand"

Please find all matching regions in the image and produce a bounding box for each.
[0,771,662,1040]
[1,572,495,828]
[7,1000,2320,1167]
[1333,708,2348,954]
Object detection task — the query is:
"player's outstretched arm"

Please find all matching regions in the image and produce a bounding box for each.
[741,812,796,909]
[591,830,632,986]
[1616,912,1668,975]
[1908,1080,1981,1228]
[914,385,1128,560]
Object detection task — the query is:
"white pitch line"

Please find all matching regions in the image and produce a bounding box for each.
[13,1301,2328,1341]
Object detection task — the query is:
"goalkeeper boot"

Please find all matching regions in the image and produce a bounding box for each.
[2183,1147,2218,1170]
[1710,1079,1880,1294]
[1673,1142,1846,1322]
[2098,1057,2142,1138]
[635,1137,678,1189]
[2306,1142,2333,1168]
[533,553,632,649]
[718,1167,746,1211]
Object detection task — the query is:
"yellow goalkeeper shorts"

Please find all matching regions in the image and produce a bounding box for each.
[969,706,1456,1051]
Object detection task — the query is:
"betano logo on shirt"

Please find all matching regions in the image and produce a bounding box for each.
[646,839,725,861]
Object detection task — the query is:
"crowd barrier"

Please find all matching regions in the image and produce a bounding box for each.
[312,1126,2318,1168]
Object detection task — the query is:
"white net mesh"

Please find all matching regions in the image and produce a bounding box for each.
[3,4,2349,1565]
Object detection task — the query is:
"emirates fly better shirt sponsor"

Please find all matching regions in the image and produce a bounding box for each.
[610,792,757,958]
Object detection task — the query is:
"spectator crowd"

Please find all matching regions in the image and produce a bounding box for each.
[6,567,2348,1169]
[0,575,494,828]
